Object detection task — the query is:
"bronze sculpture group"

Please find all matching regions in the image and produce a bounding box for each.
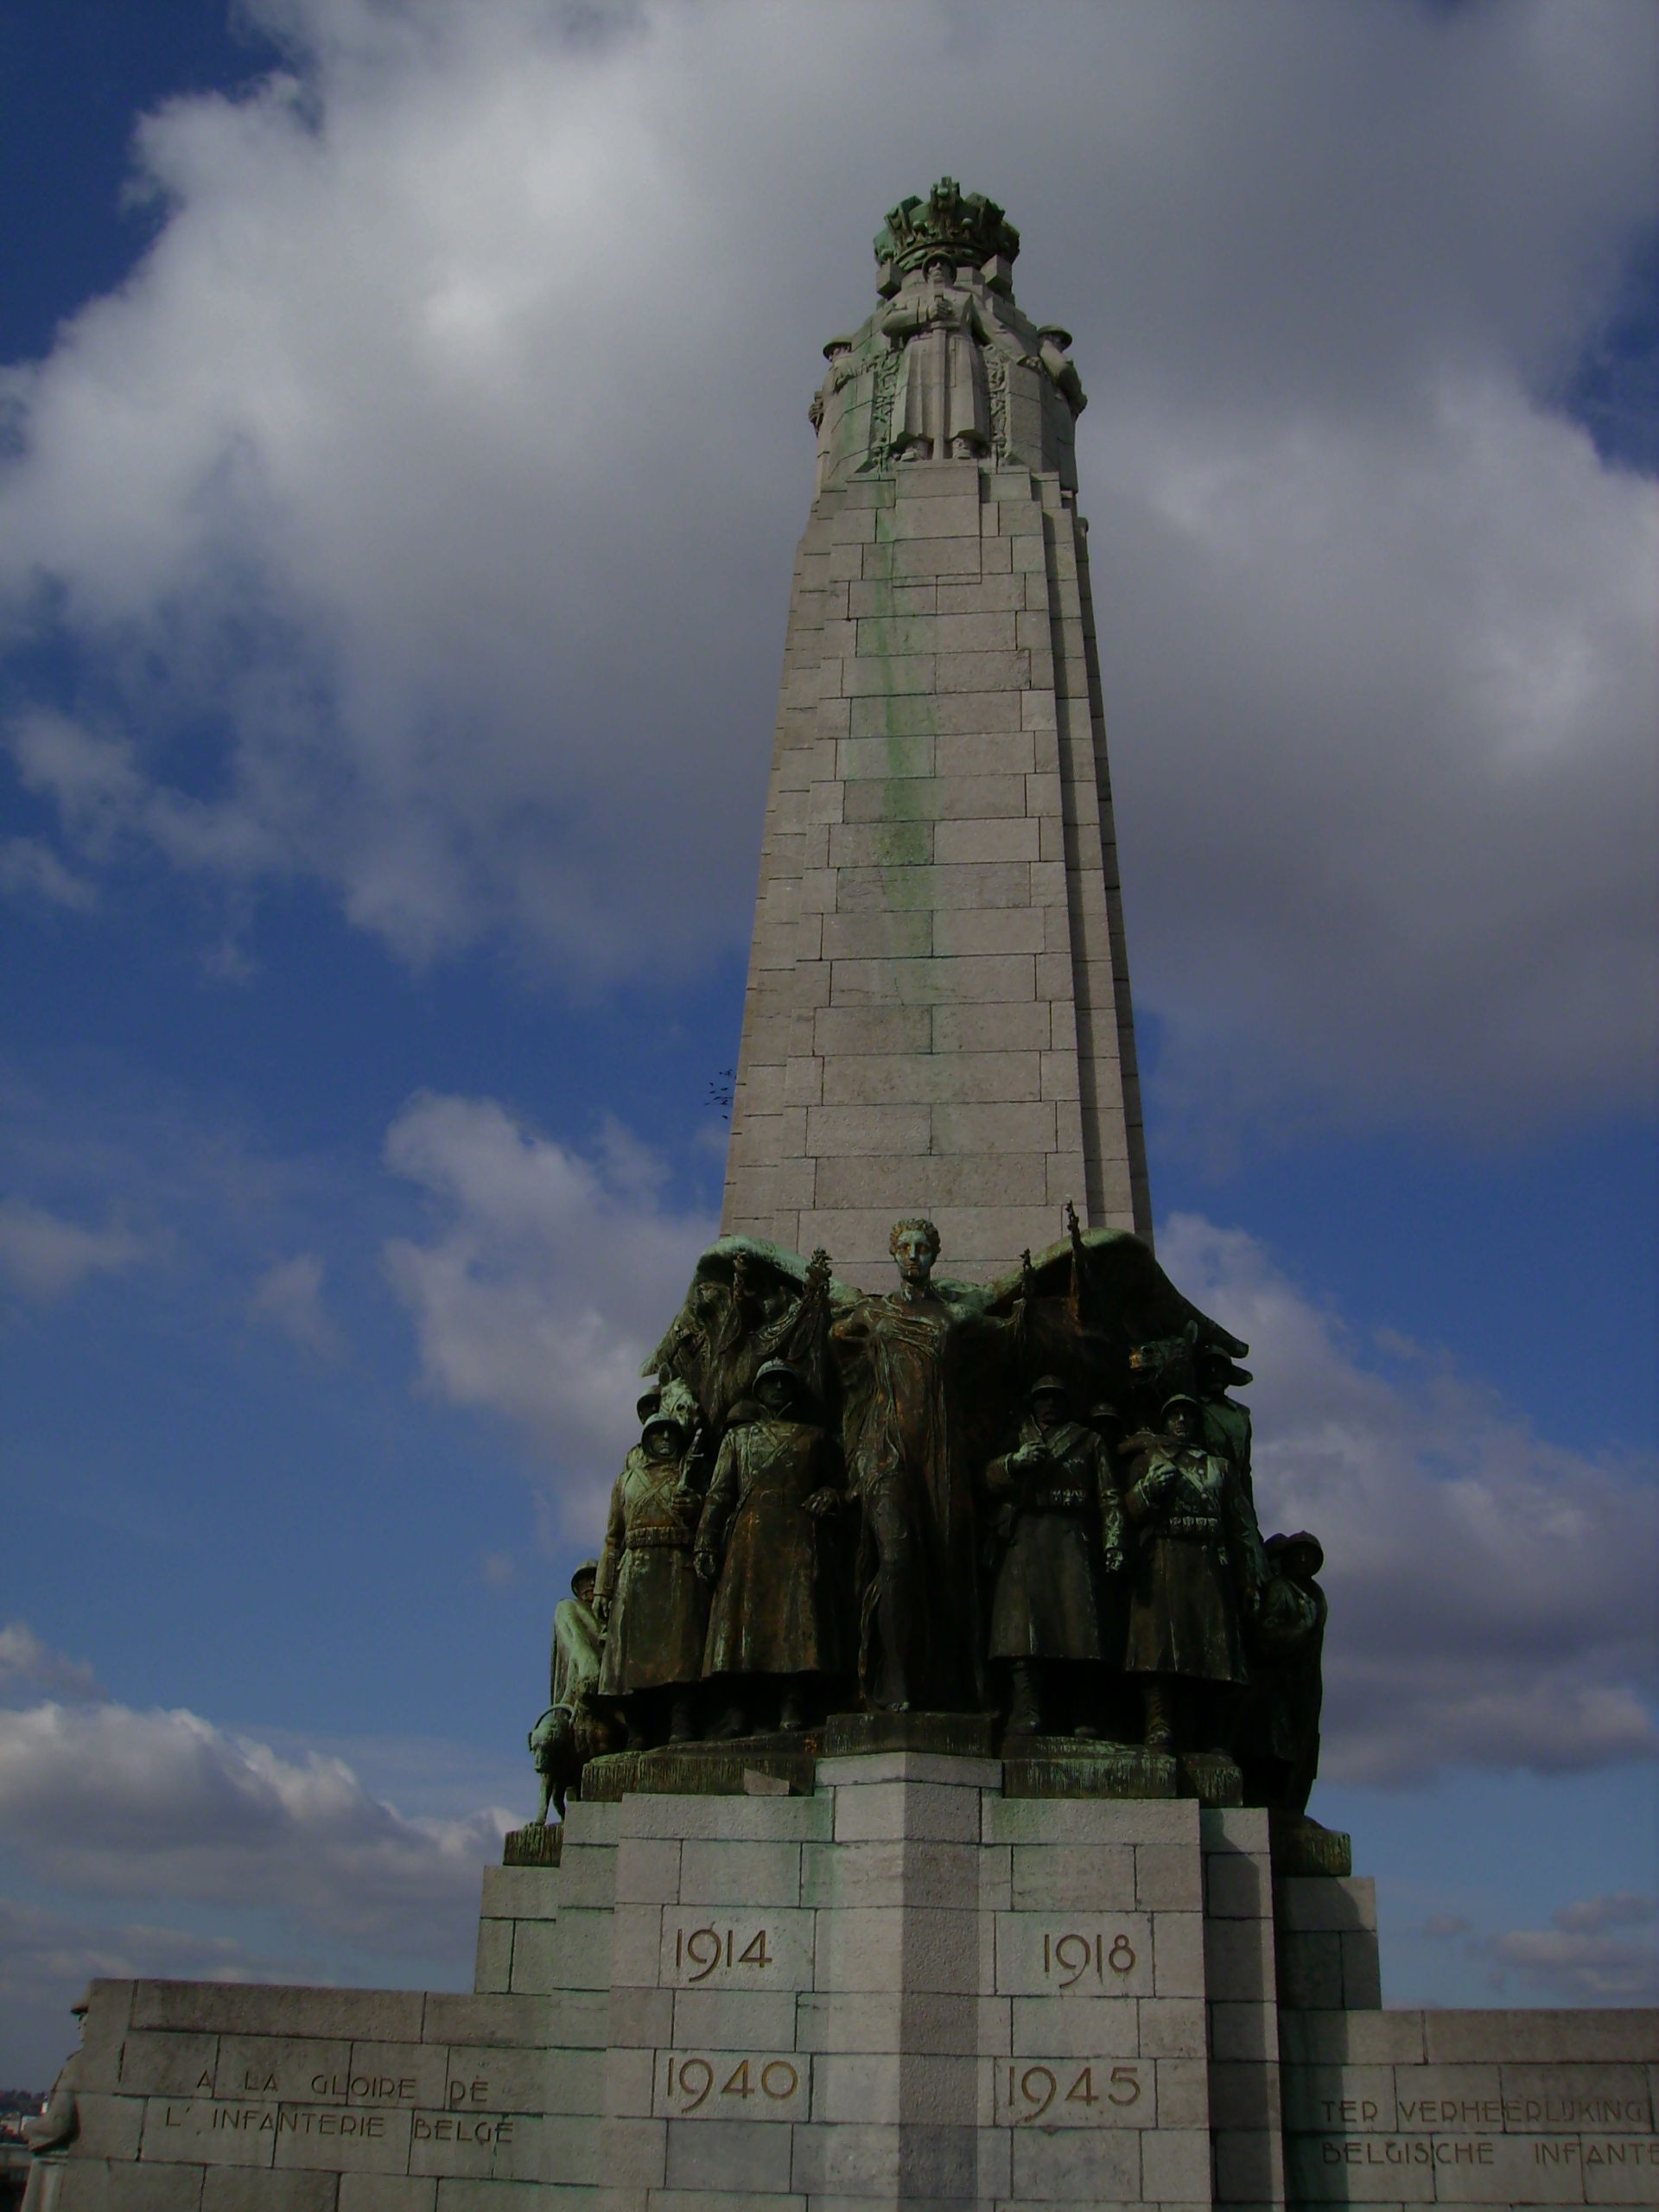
[532,1214,1326,1817]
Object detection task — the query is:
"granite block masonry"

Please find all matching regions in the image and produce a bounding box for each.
[722,187,1151,1285]
[41,1758,1658,2209]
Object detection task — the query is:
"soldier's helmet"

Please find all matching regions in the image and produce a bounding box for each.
[753,1360,802,1407]
[1267,1531,1325,1577]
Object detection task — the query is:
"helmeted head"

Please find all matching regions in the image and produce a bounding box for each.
[753,1360,802,1417]
[1039,324,1074,351]
[823,334,855,360]
[1268,1530,1325,1582]
[1027,1374,1070,1425]
[1161,1393,1201,1440]
[570,1559,600,1600]
[641,1414,686,1462]
[1198,1344,1252,1393]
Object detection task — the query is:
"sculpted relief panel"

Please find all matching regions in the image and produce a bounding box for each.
[531,1211,1329,1822]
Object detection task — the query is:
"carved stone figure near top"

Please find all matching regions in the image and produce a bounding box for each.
[798,176,1098,492]
[881,255,1004,461]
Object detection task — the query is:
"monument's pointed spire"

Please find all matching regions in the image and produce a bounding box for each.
[723,185,1150,1286]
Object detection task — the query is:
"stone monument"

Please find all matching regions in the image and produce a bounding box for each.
[28,181,1656,2212]
[724,178,1150,1286]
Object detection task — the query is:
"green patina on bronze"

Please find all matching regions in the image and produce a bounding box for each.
[516,1214,1331,1823]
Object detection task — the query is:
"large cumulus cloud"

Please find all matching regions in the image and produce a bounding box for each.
[0,0,1652,1134]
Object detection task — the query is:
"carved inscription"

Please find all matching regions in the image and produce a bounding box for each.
[1043,1931,1137,1986]
[995,2060,1147,2128]
[995,1914,1152,1999]
[675,1925,772,1980]
[1314,2133,1659,2171]
[158,2103,396,2140]
[412,2113,513,2145]
[652,2051,810,2122]
[660,1914,811,1990]
[1294,2068,1659,2198]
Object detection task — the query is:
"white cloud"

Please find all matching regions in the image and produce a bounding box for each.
[0,1624,103,1704]
[382,1091,713,1529]
[1159,1211,1657,1787]
[0,836,96,912]
[249,1250,346,1359]
[0,1198,145,1301]
[0,1700,510,1947]
[0,0,1651,1128]
[1476,1891,1658,2004]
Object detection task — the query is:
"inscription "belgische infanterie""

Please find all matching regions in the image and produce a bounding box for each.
[1315,2135,1659,2171]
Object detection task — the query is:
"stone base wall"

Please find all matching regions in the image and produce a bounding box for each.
[35,1757,1659,2209]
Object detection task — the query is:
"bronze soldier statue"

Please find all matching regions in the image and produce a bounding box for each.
[694,1360,845,1736]
[529,1559,614,1819]
[830,1217,1005,1712]
[1122,1393,1267,1753]
[1237,1530,1327,1812]
[594,1409,709,1748]
[986,1375,1126,1739]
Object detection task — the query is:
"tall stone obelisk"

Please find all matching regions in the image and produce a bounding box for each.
[722,181,1152,1286]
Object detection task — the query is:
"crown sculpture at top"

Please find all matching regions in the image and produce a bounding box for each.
[809,178,1086,493]
[526,186,1327,1828]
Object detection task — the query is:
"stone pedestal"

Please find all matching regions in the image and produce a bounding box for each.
[38,1755,1659,2208]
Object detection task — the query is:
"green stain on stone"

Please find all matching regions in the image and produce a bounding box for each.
[879,861,936,913]
[864,821,931,867]
[876,777,927,821]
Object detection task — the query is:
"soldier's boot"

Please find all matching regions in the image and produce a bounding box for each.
[712,1699,749,1739]
[669,1694,697,1744]
[778,1681,808,1732]
[1007,1661,1043,1737]
[1143,1678,1175,1751]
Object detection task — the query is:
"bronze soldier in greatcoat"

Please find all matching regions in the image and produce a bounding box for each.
[1237,1530,1327,1812]
[986,1376,1126,1738]
[529,1559,615,1820]
[594,1410,709,1748]
[1122,1393,1267,1752]
[695,1361,845,1735]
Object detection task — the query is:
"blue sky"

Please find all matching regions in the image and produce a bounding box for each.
[0,0,1655,2079]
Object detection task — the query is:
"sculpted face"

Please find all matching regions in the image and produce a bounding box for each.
[891,1225,938,1289]
[1166,1402,1198,1443]
[643,1423,682,1463]
[1032,1389,1066,1433]
[755,1371,795,1417]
